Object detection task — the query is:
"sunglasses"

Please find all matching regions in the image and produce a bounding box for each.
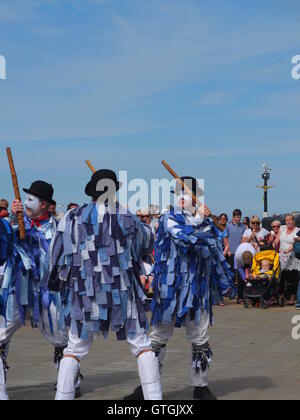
[252,222,260,225]
[272,225,280,228]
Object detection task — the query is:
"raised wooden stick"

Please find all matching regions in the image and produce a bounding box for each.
[6,147,26,240]
[86,160,96,174]
[162,160,225,231]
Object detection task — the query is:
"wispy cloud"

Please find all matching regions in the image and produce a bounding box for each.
[0,0,300,214]
[196,89,245,107]
[1,2,299,143]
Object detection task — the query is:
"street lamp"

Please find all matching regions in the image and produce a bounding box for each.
[256,164,275,219]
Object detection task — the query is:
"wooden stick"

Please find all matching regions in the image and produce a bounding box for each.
[6,147,26,240]
[86,160,96,174]
[161,160,225,232]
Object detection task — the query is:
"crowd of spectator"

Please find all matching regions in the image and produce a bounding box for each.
[219,209,300,309]
[2,196,300,309]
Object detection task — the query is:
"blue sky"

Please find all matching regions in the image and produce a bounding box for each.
[0,0,300,216]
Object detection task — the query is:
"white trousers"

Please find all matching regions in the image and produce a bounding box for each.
[63,326,153,361]
[150,311,211,388]
[0,301,68,347]
[0,298,68,400]
[55,322,162,400]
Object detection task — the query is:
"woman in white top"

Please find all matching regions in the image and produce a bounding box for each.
[242,215,270,251]
[275,214,300,306]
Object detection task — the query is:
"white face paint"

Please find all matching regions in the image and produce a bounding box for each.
[176,193,194,210]
[25,194,40,212]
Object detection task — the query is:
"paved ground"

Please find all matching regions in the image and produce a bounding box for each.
[5,302,300,400]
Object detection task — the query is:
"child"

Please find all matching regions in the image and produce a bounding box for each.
[252,259,273,280]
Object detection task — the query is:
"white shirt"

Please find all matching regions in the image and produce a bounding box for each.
[234,243,256,269]
[279,225,300,271]
[243,228,270,242]
[279,225,299,253]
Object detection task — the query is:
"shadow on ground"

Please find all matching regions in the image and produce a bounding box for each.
[7,370,138,400]
[164,376,274,400]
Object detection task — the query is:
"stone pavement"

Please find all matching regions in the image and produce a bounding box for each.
[5,302,300,400]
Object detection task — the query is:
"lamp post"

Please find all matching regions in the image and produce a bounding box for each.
[256,164,274,219]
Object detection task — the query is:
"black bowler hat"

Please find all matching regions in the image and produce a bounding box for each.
[85,169,121,198]
[173,176,204,197]
[23,180,55,204]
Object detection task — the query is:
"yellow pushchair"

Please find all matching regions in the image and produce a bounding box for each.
[244,249,281,309]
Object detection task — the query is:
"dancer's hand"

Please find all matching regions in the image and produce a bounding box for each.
[198,204,211,218]
[11,199,24,215]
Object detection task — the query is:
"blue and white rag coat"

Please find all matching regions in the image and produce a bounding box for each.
[0,215,58,325]
[46,202,153,341]
[150,207,234,327]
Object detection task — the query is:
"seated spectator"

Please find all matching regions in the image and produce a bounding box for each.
[242,216,270,251]
[250,259,273,281]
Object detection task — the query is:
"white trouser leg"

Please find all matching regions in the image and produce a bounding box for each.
[150,321,175,371]
[55,357,80,401]
[0,314,22,346]
[38,303,68,348]
[137,351,162,401]
[128,330,162,401]
[0,358,8,400]
[149,321,175,346]
[0,307,22,401]
[55,326,94,401]
[186,312,210,388]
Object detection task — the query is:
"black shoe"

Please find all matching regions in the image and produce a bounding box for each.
[75,371,83,399]
[75,385,82,399]
[193,386,217,400]
[123,385,144,400]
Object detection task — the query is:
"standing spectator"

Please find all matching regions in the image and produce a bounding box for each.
[0,199,10,285]
[225,209,246,272]
[136,207,155,297]
[137,207,153,226]
[242,216,270,251]
[67,203,79,211]
[214,214,230,306]
[218,214,230,256]
[270,220,281,252]
[0,199,9,221]
[295,231,300,310]
[48,200,64,221]
[275,214,300,306]
[243,217,251,230]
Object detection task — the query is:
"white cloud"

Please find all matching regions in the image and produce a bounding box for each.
[196,89,245,106]
[1,0,300,143]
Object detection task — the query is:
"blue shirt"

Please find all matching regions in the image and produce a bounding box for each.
[218,228,229,241]
[225,222,246,254]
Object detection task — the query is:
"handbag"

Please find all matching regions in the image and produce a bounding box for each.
[293,241,300,260]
